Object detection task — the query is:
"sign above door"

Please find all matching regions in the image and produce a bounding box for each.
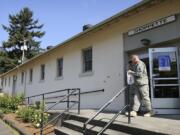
[128,15,176,36]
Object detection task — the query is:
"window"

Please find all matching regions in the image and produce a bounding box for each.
[29,68,33,83]
[8,77,11,86]
[82,48,92,72]
[1,78,3,87]
[40,64,45,80]
[21,72,24,84]
[57,58,63,77]
[5,78,7,86]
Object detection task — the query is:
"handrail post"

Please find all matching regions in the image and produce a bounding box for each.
[40,94,45,135]
[84,124,86,135]
[78,88,80,114]
[67,89,70,111]
[127,85,131,124]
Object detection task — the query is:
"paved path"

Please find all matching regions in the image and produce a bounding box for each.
[0,119,15,135]
[49,109,180,135]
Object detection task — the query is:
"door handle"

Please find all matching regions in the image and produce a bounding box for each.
[153,80,155,88]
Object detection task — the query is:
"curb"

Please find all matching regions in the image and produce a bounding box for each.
[3,118,32,135]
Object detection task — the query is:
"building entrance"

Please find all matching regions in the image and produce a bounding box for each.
[149,47,180,114]
[129,47,180,114]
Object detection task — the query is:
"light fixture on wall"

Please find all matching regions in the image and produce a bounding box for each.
[141,38,151,46]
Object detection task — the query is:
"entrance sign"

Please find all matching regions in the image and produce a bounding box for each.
[158,55,171,71]
[128,15,176,36]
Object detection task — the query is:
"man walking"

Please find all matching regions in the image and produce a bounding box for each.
[127,55,152,117]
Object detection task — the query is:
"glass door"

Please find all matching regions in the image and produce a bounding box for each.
[149,47,180,114]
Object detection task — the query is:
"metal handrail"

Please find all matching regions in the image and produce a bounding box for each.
[97,105,128,135]
[83,86,130,134]
[24,88,72,106]
[44,89,78,112]
[44,89,104,100]
[43,102,77,129]
[34,102,77,135]
[23,88,80,135]
[24,88,69,99]
[39,88,80,135]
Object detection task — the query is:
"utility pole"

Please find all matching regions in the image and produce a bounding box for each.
[20,39,28,63]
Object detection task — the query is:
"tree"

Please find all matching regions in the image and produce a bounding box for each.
[2,7,45,61]
[0,51,17,74]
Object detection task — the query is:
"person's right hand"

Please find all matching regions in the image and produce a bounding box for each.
[127,70,135,74]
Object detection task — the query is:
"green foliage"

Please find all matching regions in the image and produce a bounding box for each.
[0,93,49,128]
[32,110,49,128]
[0,51,17,74]
[0,109,3,118]
[16,107,34,122]
[1,7,45,73]
[0,93,24,113]
[16,106,49,128]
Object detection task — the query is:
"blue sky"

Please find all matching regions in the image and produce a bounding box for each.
[0,0,141,48]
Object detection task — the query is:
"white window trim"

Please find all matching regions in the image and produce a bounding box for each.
[79,47,94,77]
[55,76,64,81]
[79,71,94,77]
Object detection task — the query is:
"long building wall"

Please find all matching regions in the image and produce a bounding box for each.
[1,26,125,110]
[1,0,180,110]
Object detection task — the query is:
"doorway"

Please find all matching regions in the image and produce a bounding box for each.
[149,47,180,114]
[128,47,180,114]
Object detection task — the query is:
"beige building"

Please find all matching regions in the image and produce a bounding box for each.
[1,0,180,114]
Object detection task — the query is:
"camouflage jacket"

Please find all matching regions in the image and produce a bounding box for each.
[131,60,148,85]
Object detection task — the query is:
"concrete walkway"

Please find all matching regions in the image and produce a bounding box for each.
[0,119,15,135]
[49,109,180,135]
[77,110,180,135]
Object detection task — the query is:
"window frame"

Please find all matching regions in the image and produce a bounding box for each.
[21,72,24,84]
[40,64,45,81]
[29,68,33,83]
[56,58,63,78]
[8,76,11,86]
[82,47,93,73]
[5,78,7,86]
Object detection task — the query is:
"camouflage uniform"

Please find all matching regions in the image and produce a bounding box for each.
[130,60,152,112]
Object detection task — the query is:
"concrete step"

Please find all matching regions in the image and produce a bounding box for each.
[63,113,168,135]
[54,126,83,135]
[50,110,180,135]
[62,119,129,135]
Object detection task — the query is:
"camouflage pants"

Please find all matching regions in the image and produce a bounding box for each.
[130,84,152,112]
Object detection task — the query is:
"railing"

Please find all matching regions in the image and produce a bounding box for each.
[83,86,131,135]
[24,88,80,135]
[44,89,104,101]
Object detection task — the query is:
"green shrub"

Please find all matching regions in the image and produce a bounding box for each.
[0,109,4,118]
[17,107,34,122]
[0,93,49,128]
[0,93,24,113]
[16,106,49,128]
[32,110,49,128]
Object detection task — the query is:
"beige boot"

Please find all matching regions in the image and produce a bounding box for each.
[144,112,153,117]
[125,111,137,117]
